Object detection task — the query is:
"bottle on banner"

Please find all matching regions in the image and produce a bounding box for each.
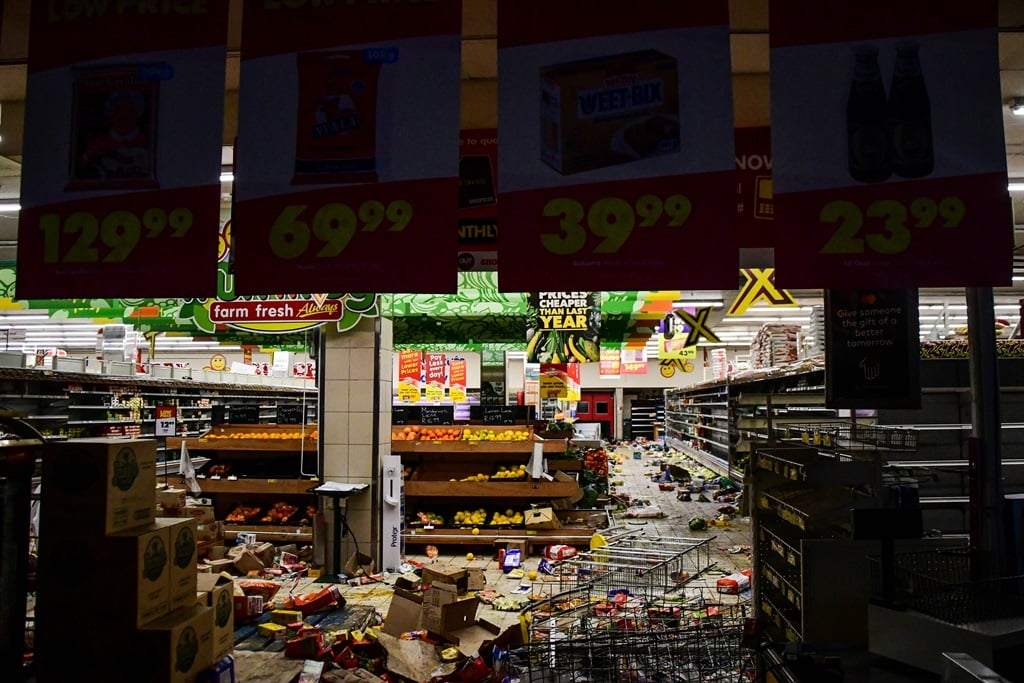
[888,40,933,179]
[846,44,891,183]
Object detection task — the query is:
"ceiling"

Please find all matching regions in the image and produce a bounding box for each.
[0,1,1022,353]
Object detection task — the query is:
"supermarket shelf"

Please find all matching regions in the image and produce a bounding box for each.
[546,458,582,471]
[391,439,564,454]
[195,477,319,494]
[168,437,317,452]
[886,459,1024,468]
[759,524,802,569]
[405,480,579,499]
[403,526,595,549]
[66,419,140,425]
[69,405,132,410]
[759,485,859,531]
[223,524,313,542]
[756,448,877,486]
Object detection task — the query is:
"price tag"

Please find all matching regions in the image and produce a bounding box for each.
[525,530,537,536]
[267,201,412,260]
[540,194,692,256]
[39,207,194,264]
[819,196,965,255]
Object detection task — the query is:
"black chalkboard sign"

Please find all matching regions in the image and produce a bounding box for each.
[230,404,261,425]
[392,406,421,425]
[276,403,304,425]
[420,405,454,426]
[482,406,516,425]
[825,288,921,409]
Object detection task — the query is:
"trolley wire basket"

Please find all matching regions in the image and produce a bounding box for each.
[507,528,751,682]
[509,583,750,683]
[869,546,1024,624]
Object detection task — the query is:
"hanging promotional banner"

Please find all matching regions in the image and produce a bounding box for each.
[621,348,648,375]
[459,129,498,272]
[599,348,621,378]
[497,1,736,291]
[735,127,775,248]
[424,352,447,402]
[16,2,228,298]
[233,1,462,295]
[657,336,698,361]
[397,349,422,403]
[449,358,467,403]
[539,363,581,400]
[770,0,1011,288]
[526,291,601,363]
[825,288,921,408]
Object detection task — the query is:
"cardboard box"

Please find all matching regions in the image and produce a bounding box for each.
[41,438,157,535]
[524,507,561,530]
[446,617,502,657]
[36,523,171,628]
[156,487,188,515]
[204,558,236,574]
[183,504,216,526]
[196,573,235,660]
[156,517,199,611]
[421,565,468,595]
[138,605,216,683]
[228,545,264,574]
[382,585,482,641]
[466,568,486,592]
[540,50,680,175]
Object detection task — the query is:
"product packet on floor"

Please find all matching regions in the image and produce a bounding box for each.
[502,549,521,573]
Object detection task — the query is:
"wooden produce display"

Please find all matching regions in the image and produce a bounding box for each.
[393,423,593,552]
[168,424,320,542]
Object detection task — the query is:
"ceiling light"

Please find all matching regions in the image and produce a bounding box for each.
[220,172,234,183]
[671,300,723,309]
[1012,97,1024,116]
[1010,182,1024,192]
[0,203,20,212]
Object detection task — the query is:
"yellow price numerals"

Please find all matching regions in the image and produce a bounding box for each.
[540,194,692,255]
[268,200,413,260]
[820,196,966,255]
[40,208,193,264]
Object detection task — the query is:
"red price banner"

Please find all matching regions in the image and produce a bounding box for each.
[769,0,1011,288]
[233,1,462,295]
[16,2,229,298]
[497,0,737,291]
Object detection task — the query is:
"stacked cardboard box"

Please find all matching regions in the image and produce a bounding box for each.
[35,439,219,682]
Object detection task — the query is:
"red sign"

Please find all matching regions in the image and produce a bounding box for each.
[599,349,621,377]
[769,0,1011,288]
[209,299,344,324]
[424,353,447,387]
[496,0,736,291]
[621,348,648,375]
[459,129,499,272]
[735,127,775,248]
[232,1,462,294]
[16,2,228,299]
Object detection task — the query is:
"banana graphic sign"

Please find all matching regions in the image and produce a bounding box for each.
[526,291,601,363]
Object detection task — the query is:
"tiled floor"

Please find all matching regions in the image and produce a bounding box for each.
[234,439,755,681]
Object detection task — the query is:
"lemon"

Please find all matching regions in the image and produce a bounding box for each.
[466,553,475,561]
[528,570,538,580]
[472,527,480,535]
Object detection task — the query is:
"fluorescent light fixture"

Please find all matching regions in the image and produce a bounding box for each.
[220,172,234,183]
[1009,182,1024,192]
[1012,97,1024,116]
[0,315,51,322]
[0,203,21,212]
[671,300,723,309]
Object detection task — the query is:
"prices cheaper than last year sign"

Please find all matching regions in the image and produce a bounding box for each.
[16,1,229,298]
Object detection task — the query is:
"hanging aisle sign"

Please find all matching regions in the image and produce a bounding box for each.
[526,291,601,363]
[424,353,447,402]
[233,1,462,295]
[16,1,229,299]
[449,358,467,403]
[769,0,1012,288]
[397,350,422,403]
[496,0,737,292]
[459,129,499,272]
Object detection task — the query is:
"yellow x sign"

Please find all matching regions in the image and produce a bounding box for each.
[728,268,798,316]
[671,307,721,346]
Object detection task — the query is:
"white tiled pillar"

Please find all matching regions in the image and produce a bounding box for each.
[320,316,392,574]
